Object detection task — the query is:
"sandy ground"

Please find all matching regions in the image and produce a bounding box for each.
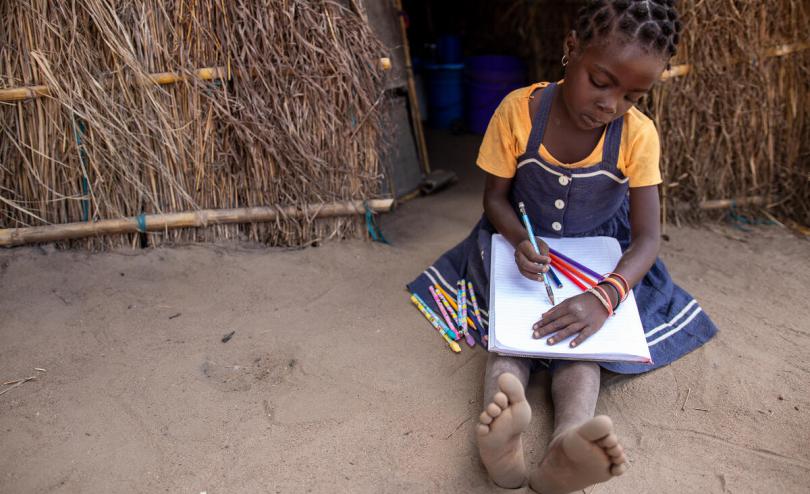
[2,131,810,493]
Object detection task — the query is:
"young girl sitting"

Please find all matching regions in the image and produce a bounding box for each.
[407,1,717,492]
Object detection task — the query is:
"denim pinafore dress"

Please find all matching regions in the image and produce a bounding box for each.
[407,83,717,374]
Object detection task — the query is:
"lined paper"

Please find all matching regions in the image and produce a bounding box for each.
[488,234,651,363]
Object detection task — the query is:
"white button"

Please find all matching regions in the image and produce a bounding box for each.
[552,222,562,231]
[558,176,570,186]
[555,199,565,209]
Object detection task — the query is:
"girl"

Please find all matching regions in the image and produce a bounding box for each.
[407,1,717,492]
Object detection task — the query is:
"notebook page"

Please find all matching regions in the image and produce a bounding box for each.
[489,234,651,362]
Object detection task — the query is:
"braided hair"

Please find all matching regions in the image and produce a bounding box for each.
[574,0,682,61]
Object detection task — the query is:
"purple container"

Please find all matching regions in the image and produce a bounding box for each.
[464,56,527,134]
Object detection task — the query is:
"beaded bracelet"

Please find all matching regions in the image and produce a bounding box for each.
[587,286,614,316]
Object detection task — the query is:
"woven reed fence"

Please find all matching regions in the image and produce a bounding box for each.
[0,0,388,249]
[651,0,809,228]
[508,0,810,229]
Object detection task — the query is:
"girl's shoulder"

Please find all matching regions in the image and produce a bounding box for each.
[495,82,553,125]
[623,106,658,138]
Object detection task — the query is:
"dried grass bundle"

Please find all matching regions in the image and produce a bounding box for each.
[648,0,810,226]
[0,0,388,249]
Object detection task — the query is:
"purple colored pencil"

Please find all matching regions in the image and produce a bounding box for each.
[548,247,602,281]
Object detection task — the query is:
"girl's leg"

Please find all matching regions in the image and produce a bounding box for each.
[528,361,628,494]
[477,354,533,489]
[550,361,600,437]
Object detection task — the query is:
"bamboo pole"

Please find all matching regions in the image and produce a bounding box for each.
[393,0,431,174]
[0,66,230,102]
[673,195,768,211]
[1,57,392,103]
[0,199,395,247]
[661,41,810,80]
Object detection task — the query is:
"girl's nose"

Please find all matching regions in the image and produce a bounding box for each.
[596,99,617,115]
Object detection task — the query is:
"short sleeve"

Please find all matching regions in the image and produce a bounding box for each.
[476,103,519,178]
[623,120,662,187]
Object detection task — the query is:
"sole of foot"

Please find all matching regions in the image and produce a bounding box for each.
[476,373,532,489]
[529,415,628,494]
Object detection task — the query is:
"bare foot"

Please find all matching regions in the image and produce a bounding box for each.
[529,415,628,494]
[476,373,532,489]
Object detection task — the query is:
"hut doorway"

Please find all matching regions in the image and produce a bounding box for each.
[400,0,582,181]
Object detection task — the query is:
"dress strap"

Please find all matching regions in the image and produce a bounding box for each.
[601,115,624,167]
[523,82,556,160]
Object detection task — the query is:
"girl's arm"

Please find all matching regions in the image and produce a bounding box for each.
[612,185,661,288]
[484,174,551,280]
[532,185,661,347]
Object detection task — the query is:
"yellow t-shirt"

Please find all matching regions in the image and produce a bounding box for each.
[476,82,662,188]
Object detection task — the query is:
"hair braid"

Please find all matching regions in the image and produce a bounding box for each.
[574,0,682,60]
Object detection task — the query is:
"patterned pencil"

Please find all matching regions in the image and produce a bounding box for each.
[467,280,485,328]
[457,279,469,336]
[435,286,462,331]
[443,284,475,347]
[410,294,461,353]
[429,285,461,340]
[435,284,479,331]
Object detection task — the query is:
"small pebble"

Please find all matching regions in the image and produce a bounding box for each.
[777,395,784,400]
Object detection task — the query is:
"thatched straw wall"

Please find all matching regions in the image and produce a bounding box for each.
[650,0,810,228]
[0,0,388,249]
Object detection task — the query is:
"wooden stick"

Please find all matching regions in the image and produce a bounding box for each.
[0,199,395,247]
[393,0,431,174]
[0,66,230,102]
[662,41,810,81]
[673,196,769,211]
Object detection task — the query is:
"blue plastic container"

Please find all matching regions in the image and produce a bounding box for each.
[425,63,465,129]
[436,35,463,64]
[464,56,527,134]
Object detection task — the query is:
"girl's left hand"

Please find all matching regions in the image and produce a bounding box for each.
[532,292,610,347]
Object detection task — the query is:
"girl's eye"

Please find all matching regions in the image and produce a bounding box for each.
[589,76,608,89]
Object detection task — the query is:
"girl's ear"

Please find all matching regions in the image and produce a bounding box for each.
[564,31,581,60]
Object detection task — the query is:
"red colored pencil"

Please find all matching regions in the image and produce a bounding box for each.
[551,259,589,291]
[549,253,597,287]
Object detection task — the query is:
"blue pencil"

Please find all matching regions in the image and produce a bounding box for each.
[547,266,563,288]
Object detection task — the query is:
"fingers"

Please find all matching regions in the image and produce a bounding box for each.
[533,314,581,339]
[515,250,549,278]
[536,237,550,256]
[569,326,599,348]
[545,322,588,345]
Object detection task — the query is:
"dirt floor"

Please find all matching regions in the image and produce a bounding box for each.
[2,131,809,493]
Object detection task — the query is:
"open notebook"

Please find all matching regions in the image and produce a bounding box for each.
[488,234,652,363]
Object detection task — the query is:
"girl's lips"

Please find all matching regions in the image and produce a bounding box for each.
[581,113,604,128]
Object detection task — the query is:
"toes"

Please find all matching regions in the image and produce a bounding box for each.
[598,433,618,449]
[611,461,629,476]
[497,373,527,404]
[605,444,623,458]
[476,423,490,436]
[479,410,494,425]
[487,402,503,418]
[493,391,508,409]
[577,415,614,442]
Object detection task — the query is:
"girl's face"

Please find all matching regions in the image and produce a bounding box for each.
[561,33,668,131]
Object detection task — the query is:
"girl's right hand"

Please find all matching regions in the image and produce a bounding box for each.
[514,237,551,281]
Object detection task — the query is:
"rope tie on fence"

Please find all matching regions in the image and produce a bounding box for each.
[364,201,388,244]
[136,214,147,233]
